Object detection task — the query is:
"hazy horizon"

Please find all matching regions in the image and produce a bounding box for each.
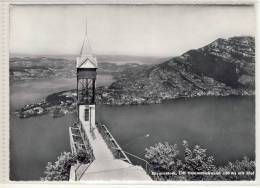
[10,34,254,60]
[9,52,170,58]
[10,5,255,57]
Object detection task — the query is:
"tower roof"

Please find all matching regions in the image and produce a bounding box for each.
[76,21,98,69]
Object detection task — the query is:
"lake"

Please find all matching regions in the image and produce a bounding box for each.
[96,96,255,166]
[10,114,73,180]
[10,75,115,181]
[10,78,255,180]
[10,74,114,109]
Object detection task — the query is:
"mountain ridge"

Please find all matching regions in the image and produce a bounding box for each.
[97,36,255,105]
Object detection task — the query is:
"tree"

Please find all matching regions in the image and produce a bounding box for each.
[218,156,255,181]
[145,141,255,181]
[145,140,217,180]
[181,140,217,180]
[145,142,184,180]
[41,152,77,181]
[77,149,91,164]
[145,142,182,172]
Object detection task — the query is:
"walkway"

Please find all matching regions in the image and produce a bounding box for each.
[77,116,151,181]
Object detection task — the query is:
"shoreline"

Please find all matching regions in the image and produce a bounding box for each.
[15,88,255,119]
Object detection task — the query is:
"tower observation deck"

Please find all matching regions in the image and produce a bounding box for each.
[69,23,151,181]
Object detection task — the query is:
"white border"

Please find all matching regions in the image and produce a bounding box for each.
[0,0,259,187]
[0,0,257,5]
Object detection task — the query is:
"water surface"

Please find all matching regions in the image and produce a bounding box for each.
[10,114,73,180]
[10,75,114,180]
[10,78,255,180]
[97,96,255,166]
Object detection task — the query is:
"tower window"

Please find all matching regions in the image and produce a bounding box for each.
[85,108,89,121]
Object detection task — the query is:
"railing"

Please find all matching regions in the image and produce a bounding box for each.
[96,123,131,164]
[69,128,77,154]
[74,162,92,180]
[73,163,82,180]
[78,121,95,161]
[69,127,86,153]
[96,122,163,180]
[69,118,95,181]
[113,146,163,180]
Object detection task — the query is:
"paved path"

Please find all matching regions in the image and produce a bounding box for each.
[77,117,151,181]
[83,124,114,160]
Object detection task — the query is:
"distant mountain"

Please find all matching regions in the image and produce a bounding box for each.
[9,56,154,83]
[97,36,255,105]
[96,54,169,65]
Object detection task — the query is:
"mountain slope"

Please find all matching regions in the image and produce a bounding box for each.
[97,36,255,105]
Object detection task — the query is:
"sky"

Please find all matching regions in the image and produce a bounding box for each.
[10,5,255,57]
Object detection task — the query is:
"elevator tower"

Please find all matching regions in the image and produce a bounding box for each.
[76,24,97,130]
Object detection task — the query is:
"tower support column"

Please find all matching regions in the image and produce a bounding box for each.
[78,104,96,131]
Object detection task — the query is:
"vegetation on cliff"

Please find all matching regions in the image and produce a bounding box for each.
[42,140,255,181]
[41,152,77,181]
[41,150,90,181]
[145,141,255,181]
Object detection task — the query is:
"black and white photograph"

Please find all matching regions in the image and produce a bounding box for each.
[8,3,255,182]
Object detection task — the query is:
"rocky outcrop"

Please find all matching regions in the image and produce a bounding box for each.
[185,36,255,88]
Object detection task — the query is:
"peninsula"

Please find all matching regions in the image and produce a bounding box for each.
[15,36,255,118]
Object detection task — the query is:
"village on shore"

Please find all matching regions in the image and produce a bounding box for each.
[16,86,253,119]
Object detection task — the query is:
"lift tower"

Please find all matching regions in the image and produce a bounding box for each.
[76,24,98,130]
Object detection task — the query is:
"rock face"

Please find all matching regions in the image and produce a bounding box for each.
[97,36,255,105]
[187,36,255,88]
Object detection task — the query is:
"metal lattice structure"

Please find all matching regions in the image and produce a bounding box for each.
[77,71,96,105]
[76,21,98,105]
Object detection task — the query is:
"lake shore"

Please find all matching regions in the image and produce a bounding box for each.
[10,82,255,180]
[15,86,255,119]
